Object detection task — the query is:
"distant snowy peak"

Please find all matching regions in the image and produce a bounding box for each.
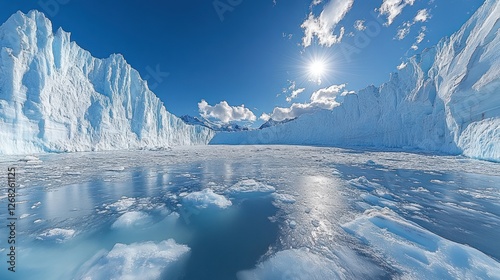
[180,115,249,132]
[0,10,214,155]
[211,0,500,162]
[259,118,296,129]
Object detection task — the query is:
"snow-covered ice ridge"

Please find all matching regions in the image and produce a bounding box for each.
[0,11,214,155]
[212,0,500,162]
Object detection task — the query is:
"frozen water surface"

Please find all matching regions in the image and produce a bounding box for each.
[0,145,499,279]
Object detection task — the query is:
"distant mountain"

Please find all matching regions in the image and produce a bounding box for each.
[0,11,214,154]
[180,115,249,132]
[259,118,296,129]
[211,0,500,162]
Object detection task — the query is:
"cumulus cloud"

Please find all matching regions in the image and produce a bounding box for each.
[354,20,366,31]
[267,84,351,121]
[260,113,271,121]
[378,0,415,26]
[414,9,429,22]
[301,0,354,47]
[198,100,256,123]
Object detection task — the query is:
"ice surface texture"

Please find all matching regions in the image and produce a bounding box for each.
[0,11,214,154]
[78,239,190,280]
[211,0,500,162]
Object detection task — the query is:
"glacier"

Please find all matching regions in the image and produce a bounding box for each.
[0,11,214,155]
[211,0,500,162]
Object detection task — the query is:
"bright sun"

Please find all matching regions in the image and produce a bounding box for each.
[308,58,328,82]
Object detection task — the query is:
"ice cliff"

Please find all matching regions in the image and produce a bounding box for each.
[0,11,214,154]
[211,0,500,162]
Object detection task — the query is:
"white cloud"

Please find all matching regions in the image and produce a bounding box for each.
[310,84,346,104]
[267,84,350,121]
[414,9,429,22]
[301,0,354,47]
[378,0,416,26]
[260,113,271,121]
[354,20,366,31]
[415,28,426,43]
[286,88,306,102]
[411,26,426,50]
[395,21,412,40]
[397,62,407,70]
[198,100,256,123]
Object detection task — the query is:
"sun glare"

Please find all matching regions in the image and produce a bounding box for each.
[309,60,326,77]
[307,57,329,83]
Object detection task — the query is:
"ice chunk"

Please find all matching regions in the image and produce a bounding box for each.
[226,179,276,197]
[106,166,125,172]
[348,176,381,191]
[37,228,76,242]
[79,239,190,280]
[111,211,151,229]
[237,249,343,280]
[105,197,136,212]
[20,155,41,163]
[182,189,232,209]
[31,202,42,209]
[272,193,296,204]
[342,207,500,278]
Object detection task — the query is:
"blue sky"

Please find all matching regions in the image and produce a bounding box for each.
[0,0,485,126]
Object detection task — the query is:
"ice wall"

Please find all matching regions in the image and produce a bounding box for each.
[211,0,500,162]
[0,11,214,154]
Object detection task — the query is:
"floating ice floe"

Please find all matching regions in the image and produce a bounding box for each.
[104,196,165,213]
[272,193,296,204]
[37,228,76,242]
[226,179,276,198]
[78,239,190,280]
[342,207,500,279]
[31,202,42,209]
[182,189,232,209]
[106,197,136,212]
[237,249,343,280]
[111,211,151,229]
